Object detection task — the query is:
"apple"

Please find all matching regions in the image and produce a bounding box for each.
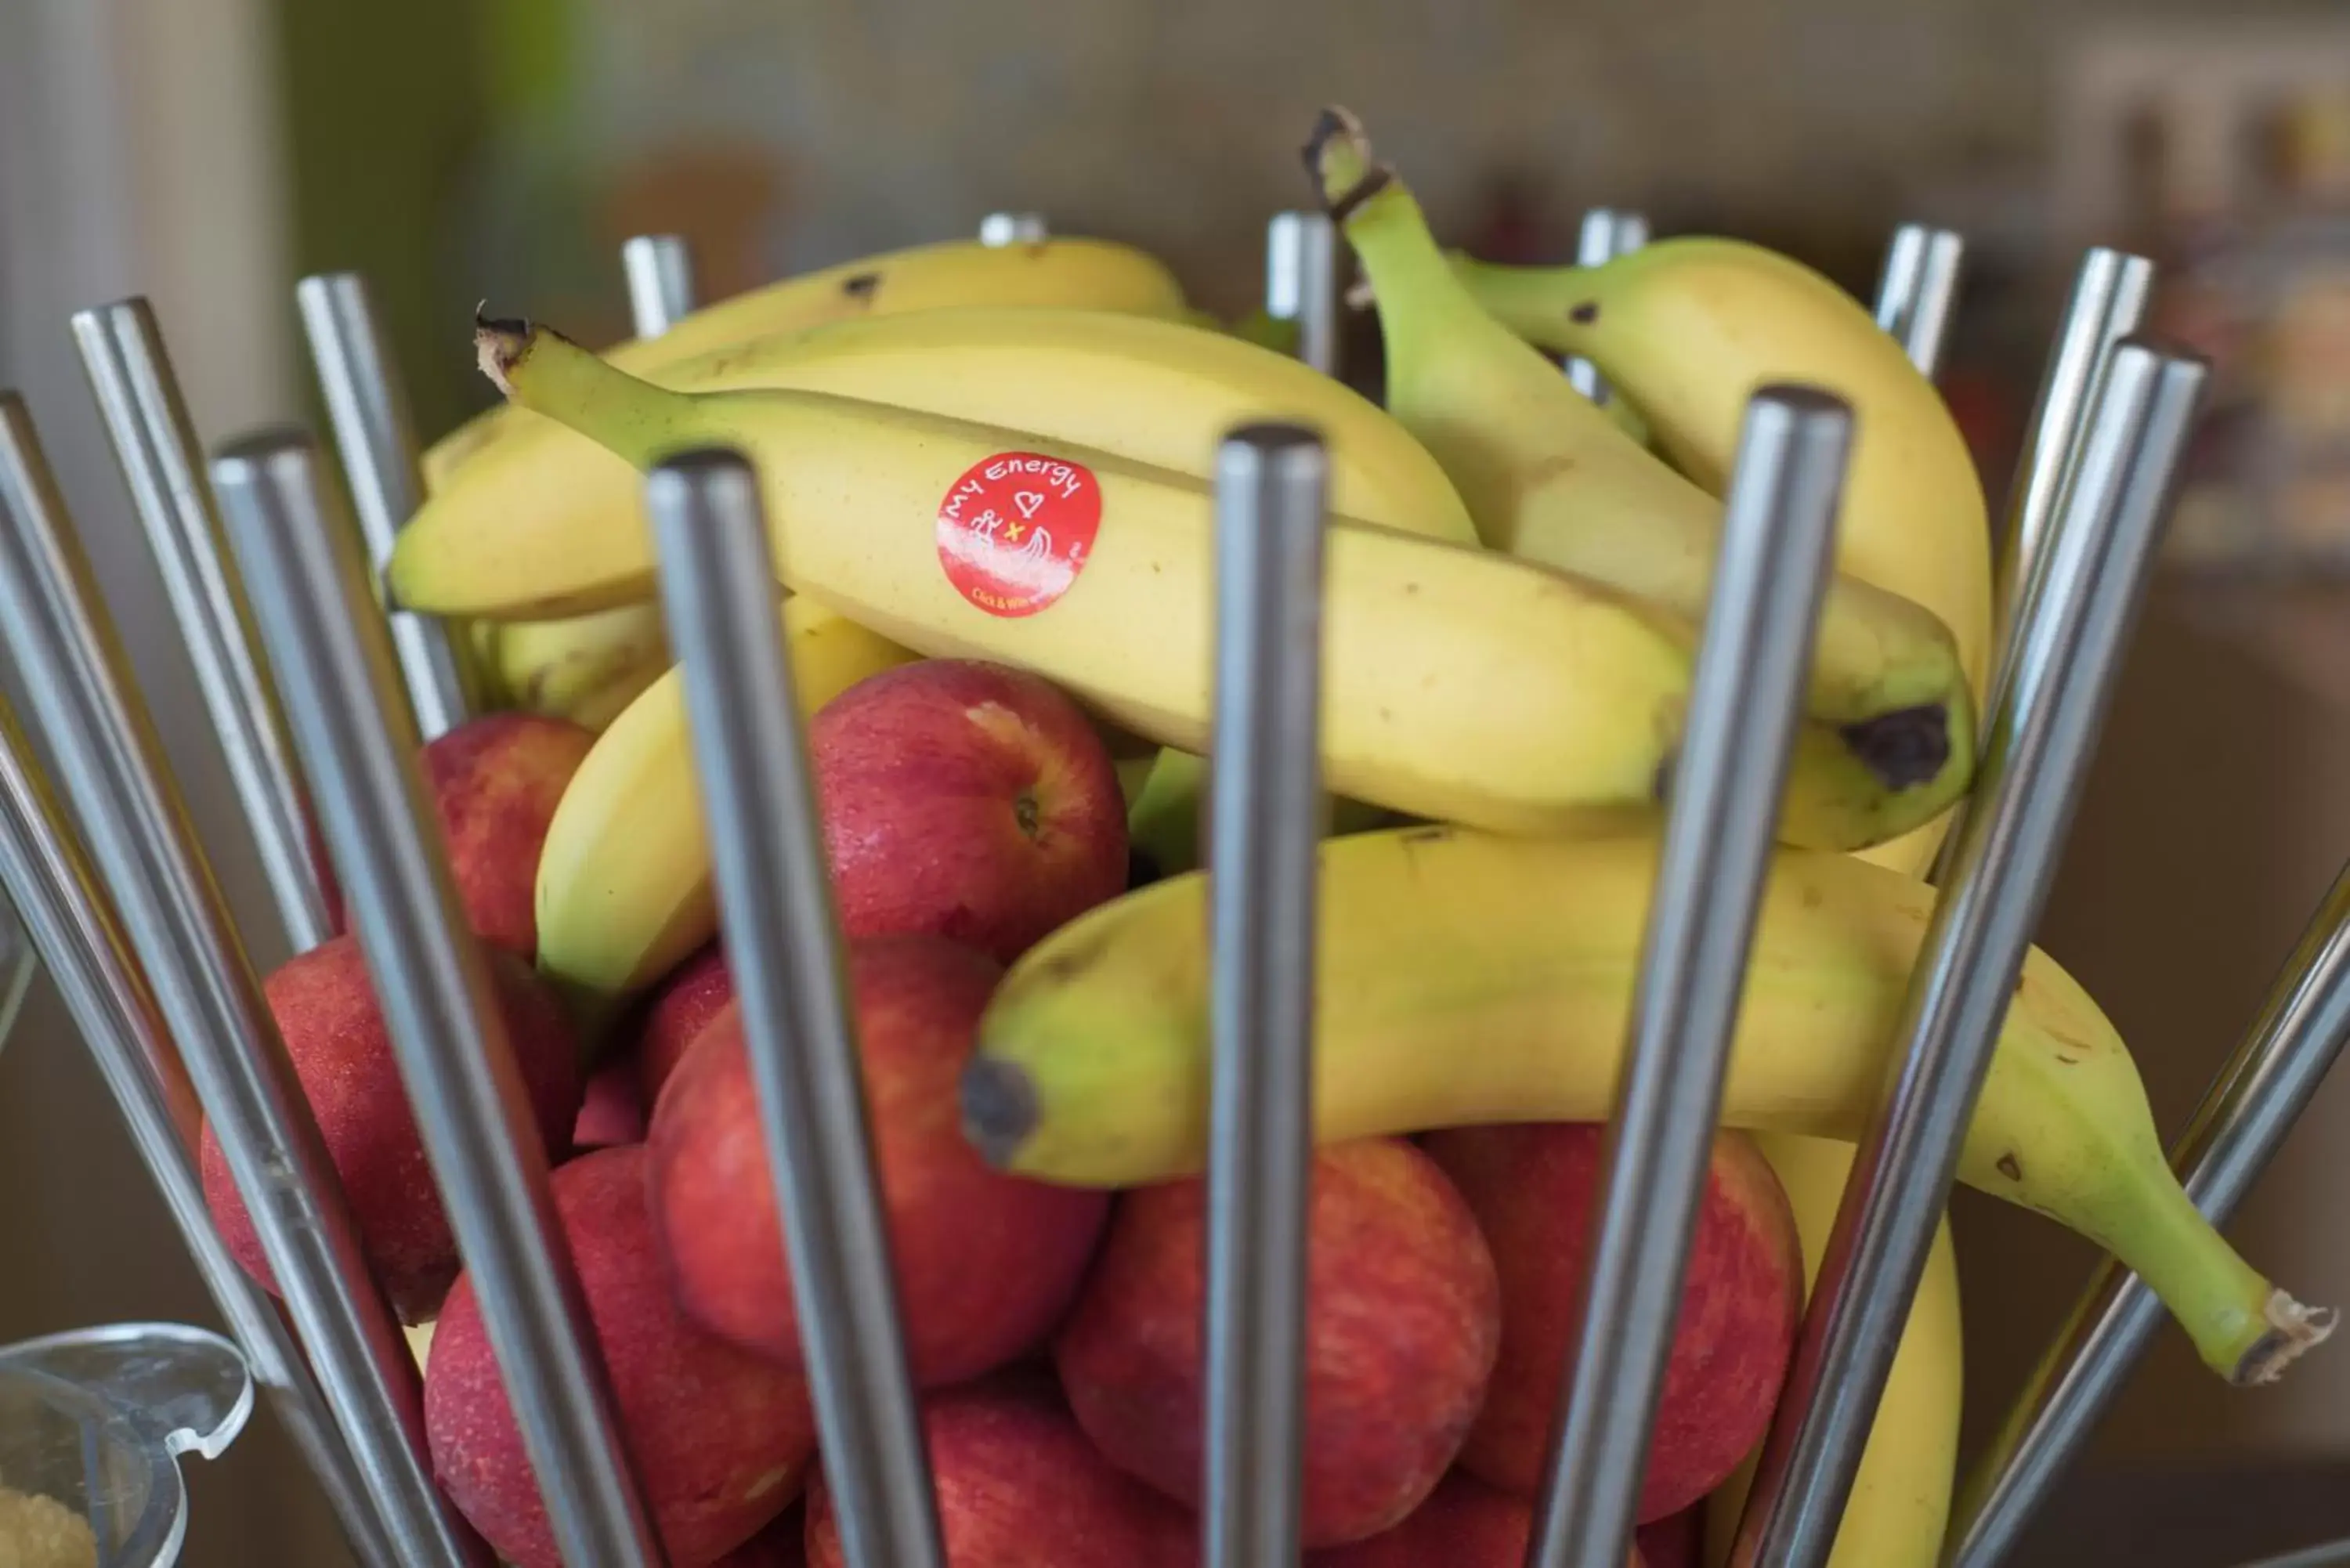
[714,1502,805,1568]
[199,932,580,1323]
[1421,1122,1803,1523]
[1636,1507,1702,1568]
[1053,1136,1502,1548]
[637,942,734,1109]
[804,1371,1193,1568]
[648,934,1109,1386]
[573,1050,647,1149]
[1306,1471,1645,1567]
[808,659,1126,964]
[350,712,594,960]
[426,1146,817,1568]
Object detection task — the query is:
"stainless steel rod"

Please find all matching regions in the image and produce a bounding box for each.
[1729,338,2207,1568]
[1872,224,1966,379]
[1949,855,2350,1567]
[1567,208,1650,403]
[1201,423,1329,1568]
[1528,387,1849,1568]
[69,298,336,953]
[622,234,700,338]
[2234,1539,2350,1568]
[1266,211,1343,378]
[295,272,476,739]
[212,428,667,1568]
[0,393,487,1568]
[1989,247,2157,667]
[647,448,945,1568]
[978,212,1049,246]
[0,695,397,1568]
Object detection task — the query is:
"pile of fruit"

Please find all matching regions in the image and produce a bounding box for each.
[202,107,2330,1568]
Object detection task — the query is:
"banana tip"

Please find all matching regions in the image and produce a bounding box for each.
[1300,105,1391,222]
[1838,703,1953,794]
[960,1056,1040,1169]
[472,305,534,399]
[2232,1290,2338,1386]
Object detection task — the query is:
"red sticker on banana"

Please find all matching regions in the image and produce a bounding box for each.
[936,452,1101,617]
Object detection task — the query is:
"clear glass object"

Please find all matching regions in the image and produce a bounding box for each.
[0,1323,255,1568]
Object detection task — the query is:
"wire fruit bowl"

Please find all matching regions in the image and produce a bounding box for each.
[0,163,2345,1568]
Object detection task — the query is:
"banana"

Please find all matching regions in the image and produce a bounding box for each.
[391,304,1477,620]
[533,597,920,1002]
[423,237,1189,491]
[1306,109,1973,836]
[440,304,1481,962]
[963,823,2331,1387]
[473,318,1963,854]
[1702,1135,1963,1568]
[1452,234,1996,878]
[468,602,670,732]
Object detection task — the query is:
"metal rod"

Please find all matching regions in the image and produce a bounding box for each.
[1528,387,1850,1568]
[622,234,700,338]
[294,272,477,740]
[1728,338,2208,1568]
[1567,208,1651,403]
[1199,424,1329,1568]
[212,428,667,1568]
[1872,224,1967,380]
[646,448,944,1568]
[1929,247,2160,888]
[0,393,487,1567]
[1989,247,2157,666]
[1949,854,2350,1567]
[2234,1539,2350,1568]
[0,694,396,1568]
[69,298,336,954]
[1265,211,1343,379]
[978,212,1049,246]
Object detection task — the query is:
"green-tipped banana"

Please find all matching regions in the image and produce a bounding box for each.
[1451,232,1996,878]
[469,316,1964,852]
[1306,107,1975,831]
[964,824,2334,1388]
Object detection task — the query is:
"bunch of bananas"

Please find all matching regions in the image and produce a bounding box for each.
[384,110,2318,1568]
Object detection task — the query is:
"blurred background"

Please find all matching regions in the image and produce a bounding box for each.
[4,0,2350,1563]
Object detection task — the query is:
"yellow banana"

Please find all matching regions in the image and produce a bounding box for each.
[964,823,2330,1387]
[423,237,1189,490]
[474,319,1962,854]
[392,304,1476,620]
[468,602,670,732]
[533,598,919,1001]
[1452,234,1995,878]
[405,1318,434,1375]
[1702,1135,1963,1568]
[1306,110,1973,833]
[441,301,1479,952]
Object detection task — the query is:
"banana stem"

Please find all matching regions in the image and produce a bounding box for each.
[474,313,707,471]
[2094,1162,2337,1385]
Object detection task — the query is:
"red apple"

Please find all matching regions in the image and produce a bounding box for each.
[1053,1137,1502,1548]
[805,1371,1193,1568]
[1306,1471,1646,1567]
[426,1147,818,1568]
[356,711,594,959]
[199,933,580,1323]
[637,942,734,1109]
[573,1050,647,1149]
[808,659,1126,964]
[1422,1123,1803,1523]
[713,1501,805,1567]
[648,934,1109,1386]
[1636,1507,1702,1568]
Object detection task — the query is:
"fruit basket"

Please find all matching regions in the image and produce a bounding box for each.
[2,103,2348,1568]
